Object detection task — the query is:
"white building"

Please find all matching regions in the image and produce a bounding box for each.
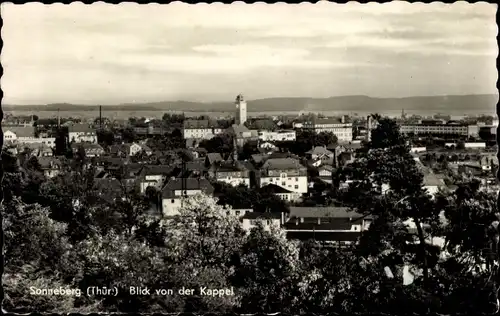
[208,162,251,187]
[138,165,174,194]
[258,130,296,142]
[300,117,353,142]
[3,126,36,143]
[258,158,308,194]
[464,142,486,149]
[241,212,283,232]
[68,124,98,143]
[182,120,224,139]
[235,94,247,125]
[161,178,214,217]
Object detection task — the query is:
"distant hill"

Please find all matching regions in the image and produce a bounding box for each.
[3,94,498,113]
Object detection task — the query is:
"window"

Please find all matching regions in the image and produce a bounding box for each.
[267,220,271,225]
[295,177,298,181]
[171,199,175,203]
[282,182,286,186]
[235,211,240,216]
[294,185,299,189]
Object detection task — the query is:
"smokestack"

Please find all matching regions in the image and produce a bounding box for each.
[99,105,102,130]
[341,115,345,124]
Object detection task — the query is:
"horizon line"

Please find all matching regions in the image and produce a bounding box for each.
[3,92,499,107]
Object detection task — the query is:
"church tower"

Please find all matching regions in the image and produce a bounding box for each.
[235,94,247,125]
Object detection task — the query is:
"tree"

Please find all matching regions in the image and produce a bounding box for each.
[232,223,301,313]
[315,131,338,147]
[3,198,71,272]
[161,194,245,312]
[199,134,234,155]
[339,115,440,288]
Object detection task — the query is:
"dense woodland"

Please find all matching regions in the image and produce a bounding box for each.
[3,117,500,313]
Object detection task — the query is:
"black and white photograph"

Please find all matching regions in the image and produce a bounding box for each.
[1,1,499,313]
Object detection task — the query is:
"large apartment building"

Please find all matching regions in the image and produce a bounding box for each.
[258,130,296,142]
[299,117,353,142]
[257,158,308,195]
[399,119,479,137]
[183,120,225,140]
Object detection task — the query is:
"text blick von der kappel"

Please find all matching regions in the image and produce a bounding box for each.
[129,286,236,297]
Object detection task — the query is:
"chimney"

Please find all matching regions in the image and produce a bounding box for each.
[341,115,345,124]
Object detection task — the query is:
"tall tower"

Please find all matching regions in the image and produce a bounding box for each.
[366,115,373,142]
[235,94,247,125]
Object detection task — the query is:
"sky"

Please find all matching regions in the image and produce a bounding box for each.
[1,2,498,105]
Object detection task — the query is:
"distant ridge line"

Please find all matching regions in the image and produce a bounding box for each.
[4,94,498,113]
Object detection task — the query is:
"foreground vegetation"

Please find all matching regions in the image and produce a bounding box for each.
[3,117,500,313]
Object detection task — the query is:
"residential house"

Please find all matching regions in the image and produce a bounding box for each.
[261,183,300,201]
[71,143,105,157]
[337,152,355,167]
[241,212,283,232]
[138,165,175,194]
[38,156,63,178]
[68,124,98,143]
[205,152,224,167]
[18,143,53,157]
[183,119,224,140]
[3,126,36,143]
[110,142,143,157]
[161,178,214,216]
[258,158,308,195]
[284,206,373,245]
[317,165,334,184]
[208,161,251,187]
[306,146,335,165]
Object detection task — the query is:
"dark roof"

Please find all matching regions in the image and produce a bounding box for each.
[184,119,222,129]
[37,157,62,168]
[261,183,293,193]
[206,153,224,165]
[261,158,305,170]
[289,206,364,219]
[5,126,36,138]
[251,154,267,164]
[140,165,175,177]
[68,124,96,133]
[306,146,334,156]
[227,124,251,137]
[71,143,103,150]
[161,178,214,198]
[318,165,334,172]
[286,231,361,242]
[242,212,282,220]
[212,161,249,173]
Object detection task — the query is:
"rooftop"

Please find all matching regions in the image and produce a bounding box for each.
[161,178,214,198]
[4,126,35,138]
[261,158,304,170]
[289,206,365,219]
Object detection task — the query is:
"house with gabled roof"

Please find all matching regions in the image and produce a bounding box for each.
[258,158,308,195]
[68,124,97,143]
[161,178,214,217]
[138,164,176,194]
[241,212,283,232]
[207,161,251,187]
